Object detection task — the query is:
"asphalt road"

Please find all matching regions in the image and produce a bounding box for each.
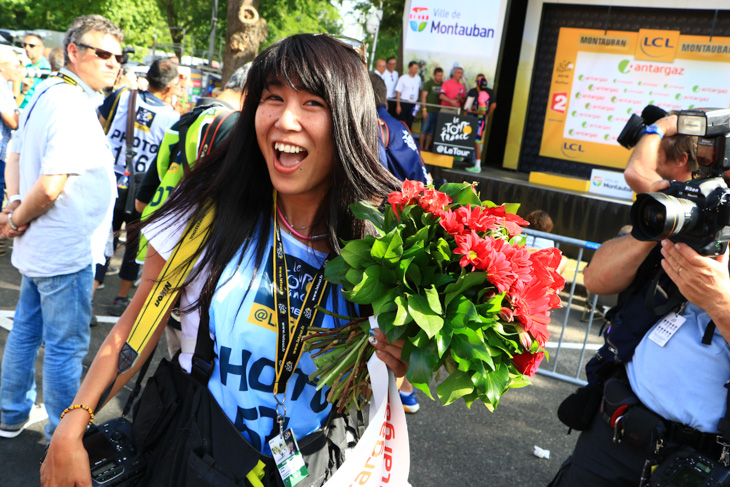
[0,236,600,487]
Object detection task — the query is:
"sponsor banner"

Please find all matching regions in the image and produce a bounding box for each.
[540,27,730,169]
[402,0,508,100]
[588,168,634,200]
[433,113,478,157]
[322,317,409,486]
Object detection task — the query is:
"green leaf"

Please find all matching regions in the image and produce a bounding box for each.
[340,239,374,269]
[392,295,410,326]
[344,267,364,287]
[404,259,422,288]
[324,256,349,286]
[342,266,386,304]
[444,272,488,309]
[404,341,437,385]
[407,294,444,338]
[349,200,384,235]
[438,182,473,201]
[445,295,479,328]
[436,370,475,406]
[424,285,443,314]
[482,363,510,405]
[370,229,403,263]
[433,238,452,263]
[435,320,453,358]
[371,288,398,316]
[503,202,521,215]
[450,330,495,370]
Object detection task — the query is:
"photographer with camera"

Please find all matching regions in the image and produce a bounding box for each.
[624,113,698,194]
[549,109,730,487]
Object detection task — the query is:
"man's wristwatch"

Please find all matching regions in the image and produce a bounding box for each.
[644,124,664,140]
[7,210,19,231]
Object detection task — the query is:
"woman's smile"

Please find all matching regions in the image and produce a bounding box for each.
[256,83,335,198]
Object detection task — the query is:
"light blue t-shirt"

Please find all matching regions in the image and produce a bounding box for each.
[207,226,351,454]
[627,302,730,433]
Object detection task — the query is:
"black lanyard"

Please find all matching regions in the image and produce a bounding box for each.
[271,192,332,395]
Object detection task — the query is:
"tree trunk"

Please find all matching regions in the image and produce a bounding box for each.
[223,0,267,84]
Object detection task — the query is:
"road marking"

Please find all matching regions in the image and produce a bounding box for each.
[545,341,601,351]
[0,310,118,331]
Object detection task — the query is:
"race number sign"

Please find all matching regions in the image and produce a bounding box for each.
[432,113,478,158]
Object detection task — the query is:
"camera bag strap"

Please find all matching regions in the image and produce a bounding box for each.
[96,207,215,409]
[124,89,138,215]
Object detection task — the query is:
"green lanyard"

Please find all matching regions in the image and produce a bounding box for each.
[271,190,332,395]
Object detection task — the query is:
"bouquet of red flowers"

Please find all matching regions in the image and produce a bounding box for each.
[304,181,565,413]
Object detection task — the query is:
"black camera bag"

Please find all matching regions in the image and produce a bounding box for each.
[557,246,679,431]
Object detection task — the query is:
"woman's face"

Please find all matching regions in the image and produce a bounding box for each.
[256,81,336,202]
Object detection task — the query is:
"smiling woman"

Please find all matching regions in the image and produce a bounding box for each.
[42,34,406,487]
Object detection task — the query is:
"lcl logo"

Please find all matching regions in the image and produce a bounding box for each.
[561,142,585,158]
[636,30,680,61]
[643,37,675,48]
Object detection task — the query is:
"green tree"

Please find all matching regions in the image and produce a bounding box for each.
[352,0,404,69]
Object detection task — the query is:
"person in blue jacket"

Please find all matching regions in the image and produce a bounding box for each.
[369,72,430,185]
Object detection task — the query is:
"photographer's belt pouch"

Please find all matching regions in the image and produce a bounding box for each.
[600,378,639,428]
[621,406,667,452]
[557,383,603,431]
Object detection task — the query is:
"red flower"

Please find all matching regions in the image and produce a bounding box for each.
[529,248,566,308]
[507,278,551,347]
[453,231,491,269]
[465,206,500,233]
[387,179,426,217]
[507,246,533,285]
[512,351,544,377]
[439,209,465,236]
[484,238,516,293]
[419,188,452,215]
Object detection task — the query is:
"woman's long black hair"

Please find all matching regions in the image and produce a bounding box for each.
[143,34,401,318]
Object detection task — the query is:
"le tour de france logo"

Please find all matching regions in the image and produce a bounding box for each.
[410,7,429,32]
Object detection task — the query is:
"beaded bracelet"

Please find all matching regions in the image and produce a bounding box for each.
[60,404,95,426]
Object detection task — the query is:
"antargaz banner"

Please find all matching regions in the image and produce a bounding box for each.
[540,28,730,169]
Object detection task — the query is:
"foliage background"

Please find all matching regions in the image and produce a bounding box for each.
[0,0,404,67]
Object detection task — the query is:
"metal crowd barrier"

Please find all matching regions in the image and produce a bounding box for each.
[523,228,603,386]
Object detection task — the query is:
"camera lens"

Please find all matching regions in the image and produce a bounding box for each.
[631,193,699,240]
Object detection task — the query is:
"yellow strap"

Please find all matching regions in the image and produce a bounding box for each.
[120,208,215,372]
[246,460,267,486]
[103,87,129,135]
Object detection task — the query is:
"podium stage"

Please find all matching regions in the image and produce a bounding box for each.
[432,165,633,248]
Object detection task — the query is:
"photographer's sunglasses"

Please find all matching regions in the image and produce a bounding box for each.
[77,43,124,64]
[23,42,38,48]
[320,34,367,66]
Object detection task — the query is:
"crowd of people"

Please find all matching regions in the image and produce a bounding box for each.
[0,12,728,487]
[373,56,497,172]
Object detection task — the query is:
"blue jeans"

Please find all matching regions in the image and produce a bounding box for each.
[1,266,92,440]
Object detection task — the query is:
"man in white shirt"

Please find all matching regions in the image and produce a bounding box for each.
[0,15,122,441]
[384,56,399,117]
[374,58,386,79]
[395,61,422,129]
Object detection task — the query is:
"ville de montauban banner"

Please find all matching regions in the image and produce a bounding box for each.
[402,0,508,95]
[541,28,730,169]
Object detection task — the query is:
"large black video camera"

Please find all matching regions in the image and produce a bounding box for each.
[630,108,730,256]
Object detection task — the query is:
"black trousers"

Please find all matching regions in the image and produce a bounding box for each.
[398,102,415,129]
[549,411,650,487]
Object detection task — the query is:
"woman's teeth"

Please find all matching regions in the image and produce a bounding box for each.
[275,142,304,153]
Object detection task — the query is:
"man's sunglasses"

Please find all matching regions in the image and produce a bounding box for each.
[23,43,37,48]
[77,43,124,64]
[321,34,367,67]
